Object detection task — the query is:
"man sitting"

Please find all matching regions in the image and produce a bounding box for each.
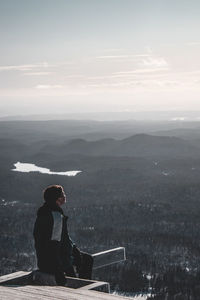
[33,184,93,285]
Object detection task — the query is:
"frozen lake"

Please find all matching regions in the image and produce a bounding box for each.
[12,162,82,176]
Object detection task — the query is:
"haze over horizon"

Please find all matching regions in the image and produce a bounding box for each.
[1,0,200,117]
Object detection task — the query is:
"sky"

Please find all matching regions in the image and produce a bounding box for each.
[1,0,200,117]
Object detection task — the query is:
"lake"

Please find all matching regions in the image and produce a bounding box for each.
[12,162,82,176]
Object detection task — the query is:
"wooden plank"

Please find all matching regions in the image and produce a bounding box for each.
[70,289,135,300]
[92,247,126,269]
[65,276,95,288]
[31,271,110,291]
[65,276,110,292]
[1,286,83,300]
[31,271,95,287]
[0,272,133,300]
[1,271,110,292]
[80,290,135,300]
[78,281,110,293]
[0,271,30,284]
[41,286,134,300]
[14,285,134,300]
[0,286,58,300]
[13,285,105,300]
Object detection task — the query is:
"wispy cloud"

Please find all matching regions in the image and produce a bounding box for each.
[84,78,184,92]
[96,54,150,59]
[141,57,168,68]
[0,62,49,72]
[96,55,131,59]
[2,53,198,97]
[35,84,63,89]
[64,75,86,79]
[112,68,169,77]
[23,72,52,76]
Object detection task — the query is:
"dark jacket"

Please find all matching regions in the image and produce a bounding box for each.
[33,202,79,284]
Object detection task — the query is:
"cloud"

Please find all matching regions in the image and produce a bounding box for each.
[94,54,169,76]
[96,54,150,59]
[141,57,168,68]
[64,75,86,79]
[0,62,49,72]
[96,55,132,59]
[86,79,179,89]
[112,68,169,77]
[35,84,63,89]
[23,72,52,76]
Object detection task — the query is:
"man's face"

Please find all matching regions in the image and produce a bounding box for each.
[56,190,67,206]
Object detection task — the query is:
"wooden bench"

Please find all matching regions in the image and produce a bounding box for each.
[92,247,126,269]
[0,247,126,294]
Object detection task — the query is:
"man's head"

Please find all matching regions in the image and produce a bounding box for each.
[43,185,66,207]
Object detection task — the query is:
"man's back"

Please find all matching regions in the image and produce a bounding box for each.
[33,185,93,285]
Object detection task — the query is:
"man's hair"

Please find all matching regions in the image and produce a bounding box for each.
[43,185,64,203]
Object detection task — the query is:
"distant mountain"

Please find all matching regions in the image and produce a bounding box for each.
[1,110,200,121]
[117,134,199,157]
[152,127,200,140]
[1,120,200,144]
[39,134,200,158]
